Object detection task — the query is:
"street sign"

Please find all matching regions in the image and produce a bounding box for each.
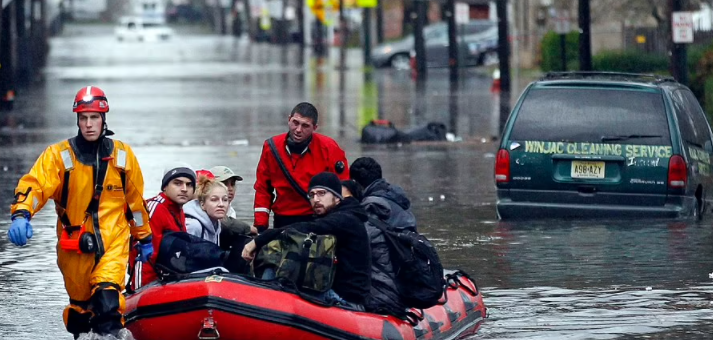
[672,11,694,44]
[455,3,469,25]
[553,10,570,34]
[356,0,378,8]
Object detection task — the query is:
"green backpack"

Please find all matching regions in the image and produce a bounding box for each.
[253,229,337,293]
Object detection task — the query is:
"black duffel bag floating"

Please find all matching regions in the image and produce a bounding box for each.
[405,122,447,142]
[361,120,411,144]
[156,231,228,276]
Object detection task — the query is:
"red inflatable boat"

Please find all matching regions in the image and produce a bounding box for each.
[124,270,486,340]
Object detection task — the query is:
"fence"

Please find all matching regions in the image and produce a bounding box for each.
[624,27,713,55]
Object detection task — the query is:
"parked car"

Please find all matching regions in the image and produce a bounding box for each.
[495,72,713,220]
[115,16,174,42]
[371,20,495,69]
[422,22,498,68]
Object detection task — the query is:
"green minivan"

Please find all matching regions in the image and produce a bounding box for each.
[495,72,713,219]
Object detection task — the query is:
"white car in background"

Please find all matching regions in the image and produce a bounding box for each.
[115,17,174,42]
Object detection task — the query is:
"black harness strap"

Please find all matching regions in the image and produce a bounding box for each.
[267,137,310,203]
[120,171,134,222]
[59,170,74,230]
[295,235,314,289]
[88,154,111,263]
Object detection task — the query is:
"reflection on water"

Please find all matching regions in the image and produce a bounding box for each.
[2,24,713,339]
[480,285,713,339]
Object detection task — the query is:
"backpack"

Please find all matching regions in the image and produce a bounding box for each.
[253,228,338,293]
[405,122,447,142]
[369,218,445,309]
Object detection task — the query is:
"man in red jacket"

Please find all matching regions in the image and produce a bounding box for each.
[254,102,349,231]
[130,164,196,289]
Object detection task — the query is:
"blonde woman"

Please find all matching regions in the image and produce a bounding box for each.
[184,175,229,245]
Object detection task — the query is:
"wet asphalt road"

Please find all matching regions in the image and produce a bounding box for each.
[1,23,713,340]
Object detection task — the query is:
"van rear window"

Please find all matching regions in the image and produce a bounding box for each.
[509,88,670,145]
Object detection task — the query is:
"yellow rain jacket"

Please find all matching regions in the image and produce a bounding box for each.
[11,137,151,324]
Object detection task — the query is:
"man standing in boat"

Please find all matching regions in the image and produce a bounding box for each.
[130,163,197,290]
[7,86,154,339]
[253,102,349,232]
[242,172,371,309]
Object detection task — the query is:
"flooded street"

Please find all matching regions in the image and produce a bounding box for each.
[1,24,713,339]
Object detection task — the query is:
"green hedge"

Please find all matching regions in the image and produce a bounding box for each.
[540,31,580,72]
[592,50,669,73]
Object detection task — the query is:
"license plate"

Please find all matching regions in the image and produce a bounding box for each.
[571,161,605,179]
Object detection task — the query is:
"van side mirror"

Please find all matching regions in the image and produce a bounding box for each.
[705,140,713,153]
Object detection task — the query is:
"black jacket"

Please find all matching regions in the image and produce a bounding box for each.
[255,197,372,305]
[362,179,417,232]
[362,179,417,314]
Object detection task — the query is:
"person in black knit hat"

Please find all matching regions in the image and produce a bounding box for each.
[349,156,417,316]
[242,172,371,310]
[341,179,363,202]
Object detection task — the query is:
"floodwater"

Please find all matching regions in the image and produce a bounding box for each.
[1,23,713,340]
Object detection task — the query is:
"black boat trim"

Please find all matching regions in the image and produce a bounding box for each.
[126,296,371,340]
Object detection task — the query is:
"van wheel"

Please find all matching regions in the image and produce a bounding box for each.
[694,188,704,221]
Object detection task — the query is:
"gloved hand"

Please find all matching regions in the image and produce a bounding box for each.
[8,215,33,246]
[136,238,154,263]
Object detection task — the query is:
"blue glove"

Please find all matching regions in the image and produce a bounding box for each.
[8,215,33,246]
[136,238,154,263]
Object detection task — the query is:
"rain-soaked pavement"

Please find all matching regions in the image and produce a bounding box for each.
[1,23,713,340]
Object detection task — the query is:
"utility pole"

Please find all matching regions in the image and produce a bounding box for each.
[0,1,15,111]
[16,0,29,86]
[496,0,510,133]
[376,0,384,44]
[244,0,255,40]
[339,0,347,70]
[669,0,688,85]
[578,0,592,71]
[297,0,305,47]
[0,4,4,59]
[413,0,427,79]
[363,6,372,66]
[446,0,458,81]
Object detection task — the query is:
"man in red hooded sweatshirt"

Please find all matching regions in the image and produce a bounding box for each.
[130,163,196,289]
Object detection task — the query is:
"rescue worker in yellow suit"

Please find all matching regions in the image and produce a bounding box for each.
[7,86,153,339]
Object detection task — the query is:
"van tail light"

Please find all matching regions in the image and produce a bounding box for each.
[668,155,687,188]
[495,149,510,183]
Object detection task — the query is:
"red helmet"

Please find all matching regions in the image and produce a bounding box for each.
[73,86,109,113]
[195,170,215,180]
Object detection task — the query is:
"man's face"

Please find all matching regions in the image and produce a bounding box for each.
[222,178,236,202]
[78,111,103,142]
[309,189,339,216]
[287,113,317,143]
[163,177,195,206]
